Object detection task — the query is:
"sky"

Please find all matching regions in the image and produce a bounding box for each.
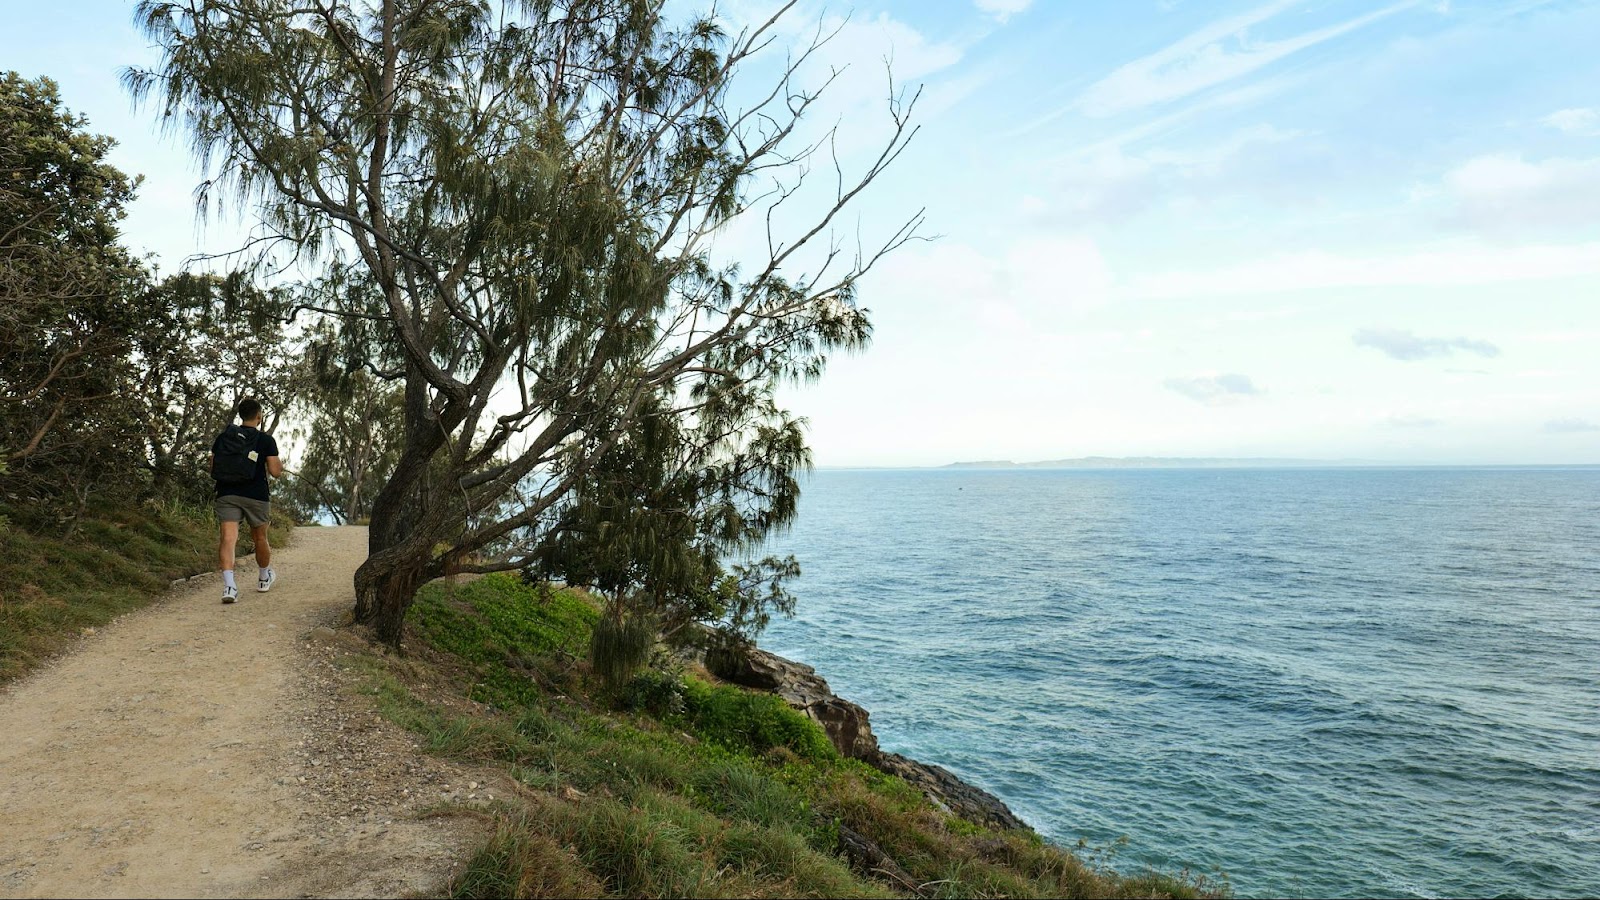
[5,0,1599,466]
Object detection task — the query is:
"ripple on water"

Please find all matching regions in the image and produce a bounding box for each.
[764,467,1600,899]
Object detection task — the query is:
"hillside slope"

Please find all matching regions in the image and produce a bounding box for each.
[0,524,1221,899]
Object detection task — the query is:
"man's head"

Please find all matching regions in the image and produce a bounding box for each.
[237,397,262,425]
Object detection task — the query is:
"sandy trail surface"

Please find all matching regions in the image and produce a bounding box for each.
[0,526,491,899]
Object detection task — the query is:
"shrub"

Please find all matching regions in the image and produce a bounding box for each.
[589,610,656,687]
[679,676,837,762]
[618,668,687,716]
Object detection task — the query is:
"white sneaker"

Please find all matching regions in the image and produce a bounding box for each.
[258,569,276,593]
[222,584,239,604]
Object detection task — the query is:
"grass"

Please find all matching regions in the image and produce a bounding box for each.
[2,503,1225,897]
[319,572,1230,899]
[0,497,294,684]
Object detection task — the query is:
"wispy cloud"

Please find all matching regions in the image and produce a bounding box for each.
[867,235,1116,334]
[1165,373,1262,403]
[1131,241,1600,299]
[1382,414,1443,428]
[1543,107,1600,136]
[1442,153,1600,232]
[1028,123,1304,224]
[1354,328,1499,361]
[1076,0,1417,117]
[1012,59,1302,147]
[1544,418,1599,433]
[975,0,1032,24]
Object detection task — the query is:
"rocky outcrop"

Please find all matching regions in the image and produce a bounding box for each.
[875,751,1030,832]
[708,644,1031,834]
[708,646,884,762]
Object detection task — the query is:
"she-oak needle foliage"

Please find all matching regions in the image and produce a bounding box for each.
[127,0,925,646]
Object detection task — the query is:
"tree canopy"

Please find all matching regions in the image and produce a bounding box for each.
[128,0,921,646]
[1,72,144,491]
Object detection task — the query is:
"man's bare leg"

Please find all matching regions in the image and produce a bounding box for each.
[252,522,276,591]
[250,523,271,569]
[219,519,239,573]
[218,519,240,601]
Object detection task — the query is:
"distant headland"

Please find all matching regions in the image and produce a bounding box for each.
[940,456,1385,469]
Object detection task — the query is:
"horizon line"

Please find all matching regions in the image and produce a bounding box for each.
[811,458,1600,470]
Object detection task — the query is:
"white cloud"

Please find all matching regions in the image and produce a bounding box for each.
[1033,123,1304,223]
[1142,123,1304,170]
[1132,241,1600,299]
[823,12,964,82]
[1543,107,1600,136]
[1544,418,1599,433]
[1165,373,1262,404]
[715,5,965,152]
[1442,153,1600,231]
[1076,0,1415,117]
[1353,328,1500,361]
[975,0,1032,24]
[866,234,1115,333]
[1382,414,1443,428]
[774,10,967,157]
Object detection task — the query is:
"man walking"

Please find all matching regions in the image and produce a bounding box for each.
[210,398,283,604]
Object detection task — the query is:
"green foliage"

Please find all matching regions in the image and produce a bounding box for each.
[533,389,809,651]
[338,571,1225,899]
[418,574,595,657]
[410,573,598,708]
[678,676,839,762]
[689,762,807,829]
[130,0,906,647]
[456,790,885,900]
[0,72,145,503]
[275,315,405,525]
[588,610,657,688]
[452,814,605,899]
[128,272,300,507]
[618,668,688,718]
[1,72,299,517]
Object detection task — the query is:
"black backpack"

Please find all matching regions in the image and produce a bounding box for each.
[212,425,262,484]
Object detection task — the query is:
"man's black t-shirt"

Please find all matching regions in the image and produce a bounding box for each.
[212,426,279,502]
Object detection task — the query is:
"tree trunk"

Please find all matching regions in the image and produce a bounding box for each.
[365,366,440,555]
[354,373,444,647]
[149,448,173,496]
[355,469,446,649]
[353,551,427,648]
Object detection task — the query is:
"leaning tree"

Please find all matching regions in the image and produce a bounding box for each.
[129,0,922,646]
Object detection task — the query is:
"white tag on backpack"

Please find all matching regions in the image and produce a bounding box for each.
[248,451,259,462]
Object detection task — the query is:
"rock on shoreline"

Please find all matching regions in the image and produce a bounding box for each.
[708,645,1031,833]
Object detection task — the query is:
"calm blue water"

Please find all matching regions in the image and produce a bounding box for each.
[759,468,1600,899]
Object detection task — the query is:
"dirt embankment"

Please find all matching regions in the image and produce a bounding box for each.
[0,526,497,899]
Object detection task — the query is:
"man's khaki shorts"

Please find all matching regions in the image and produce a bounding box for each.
[214,495,272,529]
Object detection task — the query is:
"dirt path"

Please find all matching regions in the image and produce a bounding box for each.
[0,526,492,899]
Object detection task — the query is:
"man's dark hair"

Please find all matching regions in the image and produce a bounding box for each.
[237,398,262,422]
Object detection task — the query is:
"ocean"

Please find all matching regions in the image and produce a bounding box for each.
[757,467,1600,899]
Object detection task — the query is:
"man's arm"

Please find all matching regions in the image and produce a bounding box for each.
[266,455,284,478]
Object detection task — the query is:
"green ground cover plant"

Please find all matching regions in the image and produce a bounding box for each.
[329,573,1229,899]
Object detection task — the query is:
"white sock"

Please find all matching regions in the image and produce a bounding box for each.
[223,570,237,589]
[262,567,274,580]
